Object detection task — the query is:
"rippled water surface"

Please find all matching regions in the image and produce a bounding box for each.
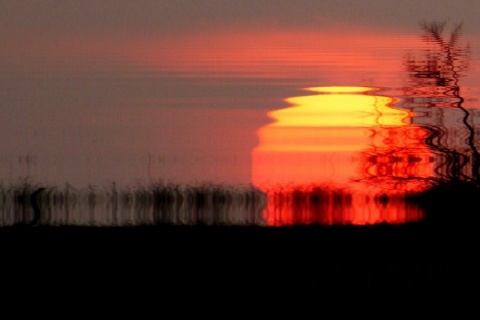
[2,3,480,226]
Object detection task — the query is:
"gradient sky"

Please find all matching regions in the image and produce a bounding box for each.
[1,0,478,78]
[0,0,480,71]
[1,0,479,36]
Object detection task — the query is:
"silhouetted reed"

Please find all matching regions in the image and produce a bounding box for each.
[0,181,267,226]
[404,22,476,171]
[398,22,480,221]
[346,22,480,224]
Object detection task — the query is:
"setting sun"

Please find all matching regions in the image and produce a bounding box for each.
[252,86,433,225]
[270,87,410,128]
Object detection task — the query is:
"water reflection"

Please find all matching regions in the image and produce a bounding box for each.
[359,120,434,191]
[402,22,480,183]
[252,86,428,225]
[252,22,480,226]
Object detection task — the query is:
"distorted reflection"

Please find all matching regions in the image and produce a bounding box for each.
[252,22,480,226]
[252,86,430,225]
[402,22,480,183]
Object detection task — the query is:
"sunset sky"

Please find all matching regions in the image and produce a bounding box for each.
[1,0,479,75]
[0,1,479,188]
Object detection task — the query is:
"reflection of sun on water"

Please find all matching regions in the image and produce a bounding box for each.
[252,86,433,225]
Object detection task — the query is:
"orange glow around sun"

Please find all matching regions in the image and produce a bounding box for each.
[252,86,434,225]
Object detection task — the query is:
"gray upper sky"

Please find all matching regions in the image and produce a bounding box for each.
[1,0,479,36]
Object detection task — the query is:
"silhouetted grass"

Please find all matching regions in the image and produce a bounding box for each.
[3,178,480,228]
[0,181,267,226]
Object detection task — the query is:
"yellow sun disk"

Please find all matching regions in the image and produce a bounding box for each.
[306,86,376,93]
[269,94,410,128]
[252,87,421,187]
[252,86,432,225]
